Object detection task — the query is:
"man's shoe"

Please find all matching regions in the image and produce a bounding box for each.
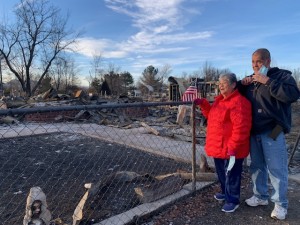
[245,195,268,207]
[221,203,239,213]
[271,204,287,220]
[214,193,225,201]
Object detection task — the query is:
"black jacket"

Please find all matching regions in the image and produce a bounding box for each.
[238,67,300,134]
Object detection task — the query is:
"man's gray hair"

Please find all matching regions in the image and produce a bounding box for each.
[219,73,237,85]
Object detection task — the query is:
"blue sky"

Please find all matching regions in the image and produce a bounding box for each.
[1,0,300,86]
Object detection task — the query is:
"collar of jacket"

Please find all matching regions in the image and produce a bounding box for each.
[215,89,240,101]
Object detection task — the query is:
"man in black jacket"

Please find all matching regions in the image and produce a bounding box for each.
[238,48,300,220]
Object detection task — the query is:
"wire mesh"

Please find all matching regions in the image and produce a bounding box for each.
[0,101,208,225]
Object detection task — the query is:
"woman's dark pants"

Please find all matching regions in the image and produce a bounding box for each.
[214,158,244,204]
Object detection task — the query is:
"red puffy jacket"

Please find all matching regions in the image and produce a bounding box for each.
[197,89,252,159]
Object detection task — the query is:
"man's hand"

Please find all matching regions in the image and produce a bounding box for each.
[252,73,269,84]
[241,76,253,85]
[194,98,204,105]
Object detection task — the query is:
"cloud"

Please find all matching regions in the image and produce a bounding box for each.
[75,0,214,71]
[75,30,212,59]
[75,37,127,58]
[105,0,187,33]
[77,1,210,58]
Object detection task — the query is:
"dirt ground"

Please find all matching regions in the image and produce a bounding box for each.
[0,132,191,225]
[141,101,300,225]
[142,172,300,225]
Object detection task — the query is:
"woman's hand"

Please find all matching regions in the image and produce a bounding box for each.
[194,98,204,105]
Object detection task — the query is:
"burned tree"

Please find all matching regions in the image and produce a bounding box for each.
[0,0,79,97]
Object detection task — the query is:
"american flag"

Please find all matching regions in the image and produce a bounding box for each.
[182,86,200,102]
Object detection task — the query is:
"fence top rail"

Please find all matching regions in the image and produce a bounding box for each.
[0,101,192,116]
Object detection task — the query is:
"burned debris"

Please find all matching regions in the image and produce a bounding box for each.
[2,79,218,225]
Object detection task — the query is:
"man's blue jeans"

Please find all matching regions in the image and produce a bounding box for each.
[249,130,288,209]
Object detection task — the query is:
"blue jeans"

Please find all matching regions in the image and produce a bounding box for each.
[249,130,288,209]
[214,158,244,204]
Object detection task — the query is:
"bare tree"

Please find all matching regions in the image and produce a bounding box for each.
[49,56,79,92]
[107,62,121,75]
[87,53,104,87]
[292,68,300,87]
[201,61,230,81]
[49,57,66,91]
[179,71,189,80]
[0,0,79,97]
[158,64,172,85]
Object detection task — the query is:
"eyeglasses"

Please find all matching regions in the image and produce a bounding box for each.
[218,82,229,86]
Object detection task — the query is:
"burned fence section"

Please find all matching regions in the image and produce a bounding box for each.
[0,102,213,225]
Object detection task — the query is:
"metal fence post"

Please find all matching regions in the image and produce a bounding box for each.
[288,130,300,166]
[192,102,196,192]
[0,54,3,96]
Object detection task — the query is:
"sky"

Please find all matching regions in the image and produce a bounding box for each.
[0,0,300,87]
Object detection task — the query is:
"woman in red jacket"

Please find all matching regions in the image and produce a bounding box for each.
[194,73,252,213]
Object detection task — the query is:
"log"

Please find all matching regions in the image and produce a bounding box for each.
[135,170,216,203]
[0,100,7,109]
[72,171,152,224]
[176,105,187,125]
[134,174,184,203]
[141,122,160,135]
[176,105,192,125]
[155,115,172,123]
[173,134,192,142]
[199,153,209,172]
[0,116,19,124]
[4,99,27,108]
[179,172,217,181]
[74,110,87,119]
[155,172,217,182]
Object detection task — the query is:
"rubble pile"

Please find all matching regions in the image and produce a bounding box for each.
[0,88,207,143]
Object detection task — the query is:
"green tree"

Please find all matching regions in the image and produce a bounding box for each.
[138,65,162,94]
[90,77,102,94]
[120,71,134,93]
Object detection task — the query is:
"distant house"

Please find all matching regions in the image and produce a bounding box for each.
[168,76,189,101]
[168,76,219,102]
[133,90,141,97]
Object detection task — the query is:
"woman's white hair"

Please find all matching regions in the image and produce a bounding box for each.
[219,73,237,85]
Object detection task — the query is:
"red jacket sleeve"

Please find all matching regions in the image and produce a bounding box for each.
[198,98,211,118]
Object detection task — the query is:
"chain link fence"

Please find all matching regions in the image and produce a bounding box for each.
[0,101,212,225]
